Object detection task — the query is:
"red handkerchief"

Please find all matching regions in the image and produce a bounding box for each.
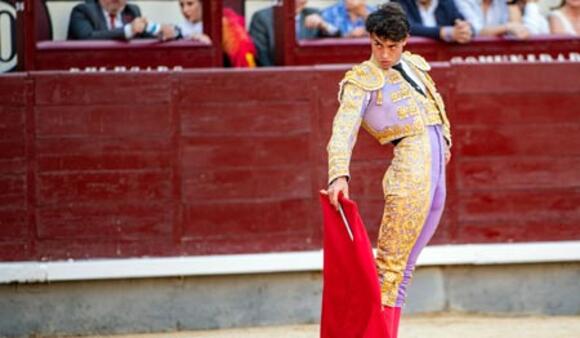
[320,193,387,338]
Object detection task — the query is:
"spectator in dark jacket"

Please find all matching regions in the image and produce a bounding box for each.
[394,0,473,43]
[68,0,175,40]
[249,0,339,66]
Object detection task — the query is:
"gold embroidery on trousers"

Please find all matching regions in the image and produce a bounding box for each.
[375,130,432,307]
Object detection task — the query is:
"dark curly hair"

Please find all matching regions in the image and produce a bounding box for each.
[365,2,409,42]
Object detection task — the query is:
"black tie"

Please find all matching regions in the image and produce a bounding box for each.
[392,63,426,97]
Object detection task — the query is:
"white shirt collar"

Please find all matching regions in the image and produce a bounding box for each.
[418,0,439,27]
[102,7,125,29]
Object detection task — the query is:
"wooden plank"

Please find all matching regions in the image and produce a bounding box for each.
[0,75,29,105]
[457,157,580,190]
[459,189,580,222]
[35,239,179,260]
[35,47,216,70]
[34,73,172,105]
[0,209,28,238]
[37,137,172,155]
[177,71,314,103]
[181,135,310,169]
[455,124,580,157]
[0,159,27,175]
[180,101,311,136]
[38,151,172,173]
[37,171,172,205]
[456,219,580,243]
[0,106,26,141]
[455,93,579,126]
[183,167,311,202]
[36,104,172,137]
[0,242,30,261]
[37,202,172,240]
[455,63,580,94]
[180,230,319,255]
[0,142,26,174]
[182,199,313,239]
[0,174,25,202]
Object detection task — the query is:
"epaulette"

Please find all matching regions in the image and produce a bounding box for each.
[402,51,431,72]
[340,60,384,91]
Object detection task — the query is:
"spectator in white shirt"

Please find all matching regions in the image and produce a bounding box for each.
[394,0,473,43]
[507,0,549,35]
[456,0,530,38]
[549,0,580,35]
[177,0,212,43]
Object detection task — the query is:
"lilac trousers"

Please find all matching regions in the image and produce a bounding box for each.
[375,125,447,307]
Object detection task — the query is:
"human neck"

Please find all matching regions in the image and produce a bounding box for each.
[563,5,580,19]
[418,0,432,9]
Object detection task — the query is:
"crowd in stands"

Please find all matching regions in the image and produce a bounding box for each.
[67,0,580,67]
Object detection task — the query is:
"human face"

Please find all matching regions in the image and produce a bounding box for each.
[370,34,408,70]
[99,0,126,15]
[565,0,580,8]
[180,0,203,23]
[345,0,365,11]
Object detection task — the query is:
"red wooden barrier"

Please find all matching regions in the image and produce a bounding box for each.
[0,74,31,261]
[0,61,579,261]
[34,40,219,71]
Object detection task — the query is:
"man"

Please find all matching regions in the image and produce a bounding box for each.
[322,3,451,337]
[249,0,339,66]
[68,0,176,40]
[456,0,530,38]
[322,0,376,38]
[394,0,473,43]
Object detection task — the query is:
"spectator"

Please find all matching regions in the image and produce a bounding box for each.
[322,0,377,37]
[68,0,174,40]
[249,0,339,66]
[394,0,473,43]
[507,0,549,35]
[456,0,530,38]
[177,0,257,67]
[177,0,211,43]
[549,0,580,35]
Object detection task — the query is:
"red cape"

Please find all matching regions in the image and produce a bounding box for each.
[320,193,388,338]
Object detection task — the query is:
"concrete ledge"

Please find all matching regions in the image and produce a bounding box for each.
[1,262,579,337]
[2,241,580,284]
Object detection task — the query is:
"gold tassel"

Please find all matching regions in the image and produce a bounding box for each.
[376,90,383,106]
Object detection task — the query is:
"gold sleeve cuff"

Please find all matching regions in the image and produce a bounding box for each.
[327,83,367,185]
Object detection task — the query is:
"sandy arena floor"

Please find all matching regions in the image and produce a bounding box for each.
[74,313,580,338]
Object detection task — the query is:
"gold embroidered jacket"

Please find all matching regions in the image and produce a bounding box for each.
[327,52,452,184]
